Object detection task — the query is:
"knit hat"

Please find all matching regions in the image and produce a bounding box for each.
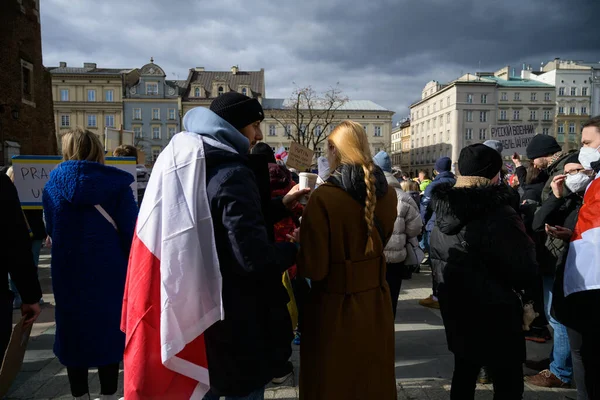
[209,92,264,130]
[373,151,392,173]
[458,143,503,179]
[483,140,503,155]
[251,142,276,163]
[434,157,452,173]
[564,151,581,165]
[526,134,562,160]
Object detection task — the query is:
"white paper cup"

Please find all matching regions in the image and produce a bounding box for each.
[298,172,318,204]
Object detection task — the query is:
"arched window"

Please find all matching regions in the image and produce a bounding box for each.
[241,88,247,96]
[218,86,224,96]
[194,87,200,97]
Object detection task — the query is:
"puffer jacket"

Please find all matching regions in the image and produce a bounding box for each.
[430,179,538,363]
[383,172,422,263]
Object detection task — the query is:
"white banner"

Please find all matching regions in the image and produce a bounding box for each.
[490,124,537,156]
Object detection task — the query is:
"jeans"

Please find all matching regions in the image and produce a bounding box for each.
[542,275,572,383]
[67,363,120,397]
[9,239,43,306]
[202,387,265,400]
[567,328,588,400]
[451,356,524,400]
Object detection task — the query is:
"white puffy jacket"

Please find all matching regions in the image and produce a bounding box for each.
[383,172,423,264]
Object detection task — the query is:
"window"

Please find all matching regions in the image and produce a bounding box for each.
[558,124,564,134]
[559,106,565,114]
[569,106,576,114]
[467,94,473,104]
[285,124,292,137]
[133,108,142,120]
[87,89,96,102]
[433,134,437,143]
[529,110,536,120]
[569,123,576,134]
[513,110,520,120]
[531,93,537,101]
[544,110,551,120]
[447,96,450,106]
[105,115,115,127]
[426,136,430,145]
[446,130,450,141]
[514,92,521,101]
[241,88,247,96]
[152,148,161,162]
[570,87,577,96]
[582,87,588,96]
[87,114,97,127]
[168,126,176,138]
[105,90,114,102]
[439,116,443,126]
[446,113,450,123]
[545,92,551,101]
[134,126,142,138]
[479,128,486,140]
[465,128,473,140]
[315,125,323,137]
[168,108,176,120]
[152,126,161,139]
[582,106,588,115]
[194,87,201,97]
[480,111,487,122]
[60,89,69,101]
[427,106,430,115]
[363,125,368,133]
[218,86,224,96]
[465,111,473,122]
[432,119,436,128]
[501,92,508,101]
[500,110,507,120]
[542,128,549,135]
[559,87,565,96]
[146,82,158,95]
[268,125,276,136]
[481,94,487,104]
[152,108,160,120]
[21,59,34,104]
[60,114,70,127]
[433,103,436,112]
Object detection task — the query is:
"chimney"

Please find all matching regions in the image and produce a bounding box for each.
[231,65,239,75]
[194,67,204,72]
[83,62,97,69]
[59,61,67,68]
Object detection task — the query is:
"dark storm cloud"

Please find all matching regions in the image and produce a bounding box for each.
[41,0,600,120]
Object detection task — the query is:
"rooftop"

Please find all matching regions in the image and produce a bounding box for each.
[47,64,132,75]
[479,75,554,88]
[263,98,391,112]
[183,68,265,100]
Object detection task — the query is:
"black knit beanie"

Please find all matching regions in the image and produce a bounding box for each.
[526,134,562,160]
[210,92,264,130]
[251,142,276,163]
[564,152,580,165]
[458,143,503,179]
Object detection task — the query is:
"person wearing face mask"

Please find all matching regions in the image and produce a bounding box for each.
[562,116,600,399]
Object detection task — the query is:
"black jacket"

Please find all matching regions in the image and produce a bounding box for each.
[430,182,538,363]
[202,144,297,397]
[0,174,42,304]
[515,165,547,203]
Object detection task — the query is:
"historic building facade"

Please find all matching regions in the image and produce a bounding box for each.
[1,0,56,164]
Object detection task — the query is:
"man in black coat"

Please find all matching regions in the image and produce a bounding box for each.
[0,173,42,358]
[429,144,538,399]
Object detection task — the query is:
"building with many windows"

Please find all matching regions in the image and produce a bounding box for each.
[409,66,555,176]
[525,59,599,150]
[391,123,402,167]
[123,59,184,164]
[399,119,411,173]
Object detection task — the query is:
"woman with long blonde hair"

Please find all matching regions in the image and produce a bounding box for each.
[296,121,398,400]
[43,128,137,400]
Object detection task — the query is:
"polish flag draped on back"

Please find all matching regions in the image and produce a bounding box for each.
[121,132,224,399]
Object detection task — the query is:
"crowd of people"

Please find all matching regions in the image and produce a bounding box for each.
[2,88,600,399]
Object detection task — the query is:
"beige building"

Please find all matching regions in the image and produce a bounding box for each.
[409,66,555,176]
[391,124,402,167]
[48,62,139,148]
[261,99,394,161]
[399,120,411,173]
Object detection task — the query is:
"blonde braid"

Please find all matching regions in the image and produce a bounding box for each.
[362,162,378,255]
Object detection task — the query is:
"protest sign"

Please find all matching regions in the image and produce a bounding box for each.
[490,124,537,156]
[285,142,314,172]
[11,156,137,209]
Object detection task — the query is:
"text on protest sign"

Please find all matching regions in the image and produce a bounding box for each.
[11,156,137,209]
[286,142,315,172]
[490,124,536,156]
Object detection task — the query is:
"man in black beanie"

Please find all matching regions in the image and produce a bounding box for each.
[526,134,573,203]
[429,143,538,399]
[210,92,265,148]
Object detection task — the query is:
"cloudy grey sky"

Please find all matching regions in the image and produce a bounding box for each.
[41,0,600,122]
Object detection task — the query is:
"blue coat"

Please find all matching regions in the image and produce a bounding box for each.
[43,161,138,367]
[420,171,456,232]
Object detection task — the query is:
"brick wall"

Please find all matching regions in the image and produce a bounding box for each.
[0,0,57,165]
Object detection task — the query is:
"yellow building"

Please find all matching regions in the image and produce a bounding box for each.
[48,62,139,148]
[400,120,411,173]
[391,124,402,166]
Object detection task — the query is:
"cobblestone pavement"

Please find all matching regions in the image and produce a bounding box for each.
[8,251,578,399]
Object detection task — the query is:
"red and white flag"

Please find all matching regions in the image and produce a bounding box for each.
[564,175,600,297]
[121,132,226,399]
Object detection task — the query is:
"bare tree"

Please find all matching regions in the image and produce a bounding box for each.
[270,85,348,153]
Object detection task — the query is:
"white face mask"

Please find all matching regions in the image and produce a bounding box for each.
[565,172,593,194]
[579,145,600,170]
